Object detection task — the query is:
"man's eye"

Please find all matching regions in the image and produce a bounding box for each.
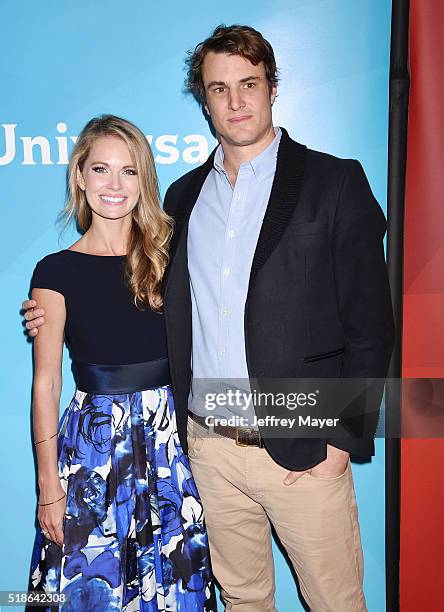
[92,166,107,173]
[244,82,255,89]
[214,87,225,93]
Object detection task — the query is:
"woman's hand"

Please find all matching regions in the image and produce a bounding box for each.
[38,485,66,547]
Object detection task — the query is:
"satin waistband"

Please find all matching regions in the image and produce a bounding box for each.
[72,358,171,394]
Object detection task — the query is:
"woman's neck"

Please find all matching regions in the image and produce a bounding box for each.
[71,216,131,256]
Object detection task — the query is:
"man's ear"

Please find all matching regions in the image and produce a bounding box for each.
[204,103,210,116]
[77,167,85,191]
[270,85,278,106]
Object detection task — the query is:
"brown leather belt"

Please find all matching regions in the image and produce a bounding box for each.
[189,412,264,448]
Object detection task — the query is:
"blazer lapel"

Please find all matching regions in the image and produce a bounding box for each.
[249,128,308,284]
[163,150,215,292]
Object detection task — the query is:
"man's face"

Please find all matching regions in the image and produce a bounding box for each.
[202,51,276,148]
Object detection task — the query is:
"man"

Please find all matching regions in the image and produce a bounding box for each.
[25,24,394,612]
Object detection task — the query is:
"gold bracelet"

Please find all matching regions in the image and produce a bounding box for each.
[34,432,58,445]
[38,493,66,507]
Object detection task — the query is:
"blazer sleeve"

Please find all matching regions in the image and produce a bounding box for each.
[327,160,395,456]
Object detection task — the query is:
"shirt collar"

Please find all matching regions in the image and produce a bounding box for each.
[213,126,282,181]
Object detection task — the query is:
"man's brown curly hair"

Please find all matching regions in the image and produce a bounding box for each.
[185,24,279,106]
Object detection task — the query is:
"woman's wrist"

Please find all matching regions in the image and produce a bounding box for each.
[38,473,62,492]
[38,484,64,503]
[38,492,66,507]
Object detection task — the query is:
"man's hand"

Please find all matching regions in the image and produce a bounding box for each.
[22,299,46,337]
[283,469,310,486]
[283,444,350,485]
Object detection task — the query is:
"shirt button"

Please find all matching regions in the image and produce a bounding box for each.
[220,347,226,356]
[223,267,231,276]
[228,230,235,239]
[221,307,228,316]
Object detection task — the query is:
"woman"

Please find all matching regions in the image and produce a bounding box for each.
[27,115,216,611]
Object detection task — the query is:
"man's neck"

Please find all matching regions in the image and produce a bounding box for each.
[220,125,276,186]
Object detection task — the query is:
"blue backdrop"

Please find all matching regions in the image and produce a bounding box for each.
[1,1,391,610]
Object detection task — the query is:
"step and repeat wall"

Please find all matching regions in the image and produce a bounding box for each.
[1,1,391,610]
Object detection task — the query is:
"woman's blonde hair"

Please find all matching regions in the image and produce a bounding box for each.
[63,114,173,312]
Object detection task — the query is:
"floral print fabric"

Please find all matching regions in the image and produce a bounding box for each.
[28,386,216,611]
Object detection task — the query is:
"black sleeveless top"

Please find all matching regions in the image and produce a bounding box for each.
[31,250,168,365]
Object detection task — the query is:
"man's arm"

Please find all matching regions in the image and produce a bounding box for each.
[327,159,395,456]
[286,161,394,481]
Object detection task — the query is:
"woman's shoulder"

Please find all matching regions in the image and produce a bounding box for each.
[33,250,75,275]
[35,249,73,266]
[31,250,74,294]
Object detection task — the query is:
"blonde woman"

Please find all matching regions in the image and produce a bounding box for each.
[27,115,215,611]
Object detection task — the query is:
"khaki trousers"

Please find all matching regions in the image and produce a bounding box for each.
[187,417,367,612]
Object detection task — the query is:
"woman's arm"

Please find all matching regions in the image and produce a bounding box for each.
[32,287,66,546]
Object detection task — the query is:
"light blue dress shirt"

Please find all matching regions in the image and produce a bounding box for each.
[188,127,282,422]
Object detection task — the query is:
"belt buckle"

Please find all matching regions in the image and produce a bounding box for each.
[236,427,258,447]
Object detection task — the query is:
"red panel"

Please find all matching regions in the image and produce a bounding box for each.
[401,440,444,611]
[401,1,444,610]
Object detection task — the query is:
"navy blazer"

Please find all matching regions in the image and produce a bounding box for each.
[162,128,395,470]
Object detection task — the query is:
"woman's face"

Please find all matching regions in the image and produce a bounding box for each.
[77,135,140,221]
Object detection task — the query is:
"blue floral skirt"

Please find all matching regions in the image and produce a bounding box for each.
[28,386,216,611]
